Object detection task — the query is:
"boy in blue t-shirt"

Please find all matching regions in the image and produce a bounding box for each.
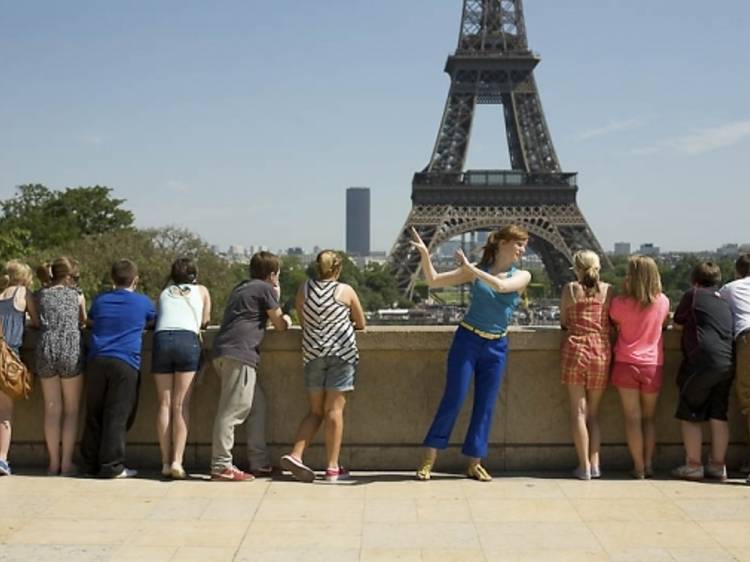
[80,259,156,478]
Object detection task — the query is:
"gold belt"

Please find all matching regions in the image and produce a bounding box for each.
[459,321,507,340]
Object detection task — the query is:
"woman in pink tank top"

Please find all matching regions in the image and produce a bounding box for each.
[609,256,670,479]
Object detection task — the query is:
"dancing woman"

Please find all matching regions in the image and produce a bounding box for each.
[411,225,531,481]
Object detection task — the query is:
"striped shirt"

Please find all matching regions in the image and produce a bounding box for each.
[302,279,358,365]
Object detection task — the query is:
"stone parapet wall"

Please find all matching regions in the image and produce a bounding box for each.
[9,327,750,471]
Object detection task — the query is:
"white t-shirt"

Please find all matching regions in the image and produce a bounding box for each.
[720,276,750,338]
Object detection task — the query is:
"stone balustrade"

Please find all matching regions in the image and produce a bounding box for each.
[9,327,750,471]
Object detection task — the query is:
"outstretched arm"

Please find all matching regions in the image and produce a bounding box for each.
[409,227,473,288]
[455,249,531,294]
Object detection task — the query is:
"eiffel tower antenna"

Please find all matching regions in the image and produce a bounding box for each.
[390,0,609,297]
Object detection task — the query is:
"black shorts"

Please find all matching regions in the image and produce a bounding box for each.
[675,361,733,422]
[151,330,202,374]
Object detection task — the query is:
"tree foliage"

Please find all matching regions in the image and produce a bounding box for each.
[0,184,133,258]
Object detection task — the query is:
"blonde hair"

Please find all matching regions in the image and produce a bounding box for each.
[479,224,530,268]
[572,250,601,295]
[316,250,343,280]
[623,255,662,307]
[0,260,33,290]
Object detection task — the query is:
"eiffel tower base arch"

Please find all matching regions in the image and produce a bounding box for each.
[390,202,606,298]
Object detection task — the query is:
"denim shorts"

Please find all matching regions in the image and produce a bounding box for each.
[151,330,202,374]
[304,356,356,392]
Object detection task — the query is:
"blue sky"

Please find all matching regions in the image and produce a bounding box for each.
[1,0,749,254]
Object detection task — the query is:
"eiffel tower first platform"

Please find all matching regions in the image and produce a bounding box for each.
[390,0,609,297]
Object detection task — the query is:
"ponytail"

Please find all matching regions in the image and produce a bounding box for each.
[572,250,601,295]
[316,250,343,280]
[479,225,530,268]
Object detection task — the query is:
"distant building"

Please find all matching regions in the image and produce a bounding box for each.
[346,187,370,257]
[639,243,660,257]
[286,247,304,256]
[228,244,245,257]
[717,243,739,257]
[614,242,631,257]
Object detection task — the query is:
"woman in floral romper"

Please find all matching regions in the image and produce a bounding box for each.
[36,257,87,476]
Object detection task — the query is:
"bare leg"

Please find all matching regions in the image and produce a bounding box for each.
[640,392,660,470]
[709,418,730,465]
[324,391,347,469]
[617,387,645,473]
[40,377,63,473]
[567,384,589,471]
[586,388,606,470]
[60,375,83,473]
[154,374,173,466]
[0,391,13,462]
[422,447,438,464]
[290,391,325,461]
[680,421,703,464]
[170,371,196,467]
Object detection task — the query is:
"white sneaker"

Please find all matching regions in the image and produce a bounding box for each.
[671,464,703,481]
[114,468,138,479]
[705,463,727,481]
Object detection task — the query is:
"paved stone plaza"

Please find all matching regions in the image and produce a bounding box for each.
[2,471,750,561]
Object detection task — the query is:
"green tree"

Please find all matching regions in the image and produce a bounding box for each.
[278,256,310,315]
[0,226,32,262]
[0,184,133,254]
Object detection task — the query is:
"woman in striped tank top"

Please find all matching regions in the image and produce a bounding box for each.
[280,251,366,482]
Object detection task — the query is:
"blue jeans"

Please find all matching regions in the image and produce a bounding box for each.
[423,326,508,459]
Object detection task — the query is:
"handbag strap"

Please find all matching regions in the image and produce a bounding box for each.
[177,286,203,339]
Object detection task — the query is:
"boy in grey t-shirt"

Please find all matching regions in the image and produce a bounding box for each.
[210,251,291,481]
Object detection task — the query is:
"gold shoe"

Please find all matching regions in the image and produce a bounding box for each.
[416,459,433,481]
[467,463,492,482]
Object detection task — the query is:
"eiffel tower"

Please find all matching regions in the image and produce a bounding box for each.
[390,0,609,297]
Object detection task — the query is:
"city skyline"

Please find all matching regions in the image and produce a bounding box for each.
[1,1,749,254]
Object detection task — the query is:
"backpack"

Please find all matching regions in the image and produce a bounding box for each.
[0,322,32,400]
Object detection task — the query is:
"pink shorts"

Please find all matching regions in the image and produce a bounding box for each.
[611,362,663,394]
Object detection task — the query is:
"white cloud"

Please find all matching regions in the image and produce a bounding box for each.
[669,120,750,155]
[632,119,750,156]
[575,119,643,141]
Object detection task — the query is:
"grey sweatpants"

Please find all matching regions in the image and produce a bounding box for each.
[211,357,270,473]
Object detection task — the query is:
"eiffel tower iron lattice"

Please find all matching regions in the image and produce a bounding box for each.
[390,0,609,297]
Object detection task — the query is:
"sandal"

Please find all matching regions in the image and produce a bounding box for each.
[416,458,433,481]
[467,463,492,482]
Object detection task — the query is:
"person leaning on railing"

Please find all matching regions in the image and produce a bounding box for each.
[719,253,750,480]
[559,250,613,481]
[0,260,39,477]
[151,257,211,480]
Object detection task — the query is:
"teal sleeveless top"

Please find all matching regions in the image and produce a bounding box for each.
[462,267,521,334]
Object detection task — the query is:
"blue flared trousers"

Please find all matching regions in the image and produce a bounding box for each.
[423,326,508,458]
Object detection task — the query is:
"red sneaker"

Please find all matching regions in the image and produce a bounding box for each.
[211,465,255,482]
[325,466,350,482]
